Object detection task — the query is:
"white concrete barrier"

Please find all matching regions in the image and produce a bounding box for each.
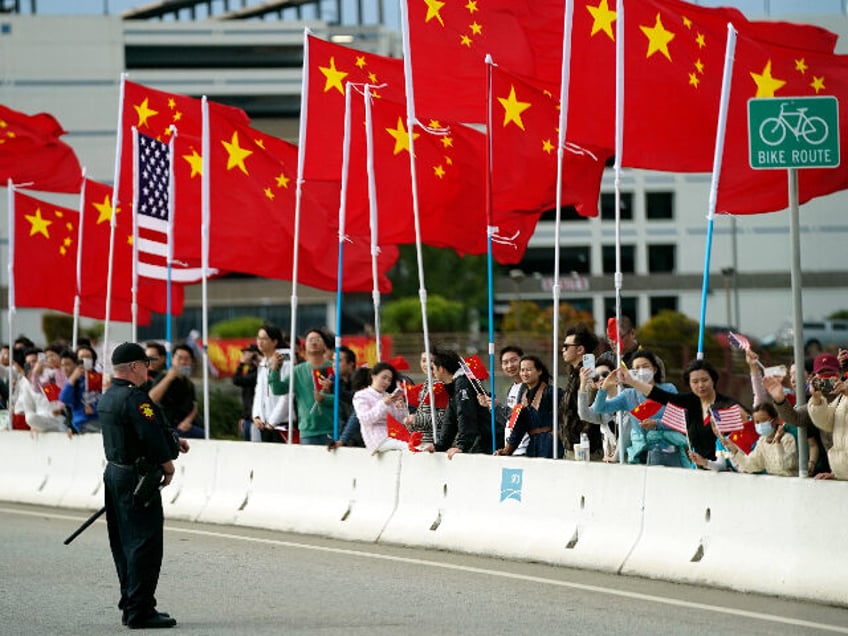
[234,445,401,542]
[162,439,219,522]
[195,441,254,525]
[58,434,107,511]
[0,431,51,503]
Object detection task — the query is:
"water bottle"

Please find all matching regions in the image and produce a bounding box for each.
[579,432,590,462]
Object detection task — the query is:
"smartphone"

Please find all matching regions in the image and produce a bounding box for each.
[82,358,93,371]
[763,364,786,378]
[582,353,595,372]
[813,377,836,393]
[37,352,46,363]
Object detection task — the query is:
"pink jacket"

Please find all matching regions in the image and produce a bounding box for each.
[353,386,408,452]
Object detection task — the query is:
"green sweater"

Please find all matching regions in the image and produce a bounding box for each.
[269,360,335,438]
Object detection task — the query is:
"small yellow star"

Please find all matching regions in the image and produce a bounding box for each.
[255,138,266,150]
[542,139,555,154]
[173,111,182,122]
[460,34,472,47]
[93,195,118,225]
[25,207,52,238]
[63,236,73,247]
[641,13,676,61]
[424,0,445,26]
[182,148,203,178]
[695,32,706,48]
[750,60,786,98]
[428,119,442,128]
[264,187,275,200]
[469,21,482,36]
[587,0,616,42]
[434,164,446,179]
[368,72,378,84]
[385,117,419,155]
[355,55,367,69]
[319,56,349,95]
[445,155,453,166]
[276,172,290,188]
[688,72,700,88]
[168,98,176,110]
[795,58,808,74]
[133,97,159,130]
[682,16,692,29]
[465,0,478,14]
[440,135,454,149]
[498,84,532,131]
[694,58,704,74]
[221,131,253,175]
[810,76,825,93]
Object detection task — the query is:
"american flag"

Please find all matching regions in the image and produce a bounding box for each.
[134,130,206,283]
[711,405,746,433]
[660,403,688,434]
[727,331,751,351]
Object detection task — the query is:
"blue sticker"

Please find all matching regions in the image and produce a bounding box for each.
[500,467,523,503]
[1,24,10,35]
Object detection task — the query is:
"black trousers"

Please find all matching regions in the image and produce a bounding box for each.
[103,463,164,623]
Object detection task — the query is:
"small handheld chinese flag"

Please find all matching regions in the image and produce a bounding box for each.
[630,400,662,421]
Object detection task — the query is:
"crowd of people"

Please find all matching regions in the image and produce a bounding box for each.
[5,317,848,481]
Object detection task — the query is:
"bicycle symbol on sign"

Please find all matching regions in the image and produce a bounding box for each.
[759,102,829,147]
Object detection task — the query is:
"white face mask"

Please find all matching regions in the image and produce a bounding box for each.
[755,421,774,437]
[630,368,653,383]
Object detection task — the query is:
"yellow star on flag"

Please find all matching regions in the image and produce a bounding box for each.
[222,131,253,175]
[641,13,675,61]
[276,172,290,188]
[424,0,445,26]
[434,164,446,179]
[688,72,700,88]
[25,207,52,238]
[183,148,203,178]
[465,0,478,14]
[682,16,692,29]
[133,97,159,130]
[63,236,72,247]
[498,85,532,131]
[319,56,349,95]
[93,195,119,225]
[810,76,825,93]
[694,58,704,74]
[695,32,706,49]
[460,34,472,47]
[750,60,786,98]
[168,98,176,110]
[355,55,366,69]
[542,139,555,154]
[469,21,482,36]
[587,0,616,41]
[385,117,419,155]
[440,135,453,149]
[794,58,808,74]
[264,187,275,200]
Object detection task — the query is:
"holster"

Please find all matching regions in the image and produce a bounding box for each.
[132,458,164,508]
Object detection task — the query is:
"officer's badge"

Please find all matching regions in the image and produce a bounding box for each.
[138,403,155,420]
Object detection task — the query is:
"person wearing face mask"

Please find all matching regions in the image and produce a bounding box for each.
[806,352,848,480]
[148,344,204,439]
[577,352,618,461]
[591,351,686,466]
[719,402,797,476]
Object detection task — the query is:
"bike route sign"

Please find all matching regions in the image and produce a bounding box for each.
[748,96,839,170]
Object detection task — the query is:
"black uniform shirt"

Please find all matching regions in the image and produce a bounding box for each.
[99,378,178,465]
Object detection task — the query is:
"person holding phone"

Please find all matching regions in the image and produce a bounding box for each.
[806,352,848,480]
[148,344,203,439]
[353,361,408,453]
[59,344,103,434]
[560,323,601,459]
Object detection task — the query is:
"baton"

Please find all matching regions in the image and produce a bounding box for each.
[63,506,106,545]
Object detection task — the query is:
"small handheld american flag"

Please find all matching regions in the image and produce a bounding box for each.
[660,403,688,434]
[727,331,751,351]
[711,405,746,433]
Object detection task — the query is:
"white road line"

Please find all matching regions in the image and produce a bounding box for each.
[9,506,848,634]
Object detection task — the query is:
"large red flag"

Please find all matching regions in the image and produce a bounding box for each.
[717,40,848,214]
[303,35,406,181]
[342,91,541,264]
[491,65,606,217]
[0,105,82,192]
[567,0,837,170]
[82,178,184,315]
[13,190,150,323]
[405,0,566,123]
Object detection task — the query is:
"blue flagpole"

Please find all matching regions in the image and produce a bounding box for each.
[485,58,496,454]
[696,218,714,360]
[333,238,344,441]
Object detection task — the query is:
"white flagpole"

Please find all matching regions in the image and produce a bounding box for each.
[201,98,211,440]
[400,0,438,443]
[131,126,140,346]
[289,28,313,443]
[551,0,575,459]
[104,72,128,373]
[73,168,88,351]
[363,84,383,362]
[7,179,15,416]
[614,0,626,463]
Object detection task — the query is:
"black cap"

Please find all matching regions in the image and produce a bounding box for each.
[111,342,151,365]
[241,343,260,353]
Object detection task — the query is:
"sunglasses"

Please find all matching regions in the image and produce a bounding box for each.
[592,371,610,382]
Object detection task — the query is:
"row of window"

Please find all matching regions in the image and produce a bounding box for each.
[521,244,676,275]
[542,192,674,223]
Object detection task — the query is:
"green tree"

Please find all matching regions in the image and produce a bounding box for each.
[828,310,848,320]
[209,316,265,338]
[637,310,721,379]
[382,295,465,333]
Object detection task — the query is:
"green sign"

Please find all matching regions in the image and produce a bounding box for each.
[748,96,839,170]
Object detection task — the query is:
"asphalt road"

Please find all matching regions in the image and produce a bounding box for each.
[1,503,846,635]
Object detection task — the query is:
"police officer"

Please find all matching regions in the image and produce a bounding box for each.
[99,342,189,629]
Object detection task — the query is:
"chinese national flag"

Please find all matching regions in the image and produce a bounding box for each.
[120,81,249,259]
[569,0,837,170]
[405,0,566,123]
[717,39,848,214]
[630,399,662,421]
[196,113,399,292]
[343,92,541,264]
[0,105,82,193]
[13,190,150,323]
[491,65,606,217]
[463,354,489,381]
[82,178,183,316]
[303,35,406,181]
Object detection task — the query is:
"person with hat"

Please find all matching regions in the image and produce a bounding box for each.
[806,351,848,480]
[98,342,189,629]
[232,343,259,441]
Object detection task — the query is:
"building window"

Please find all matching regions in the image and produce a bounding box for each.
[650,296,679,315]
[604,297,638,326]
[602,244,635,274]
[519,246,590,275]
[540,205,587,222]
[646,191,674,220]
[648,244,676,273]
[600,192,633,221]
